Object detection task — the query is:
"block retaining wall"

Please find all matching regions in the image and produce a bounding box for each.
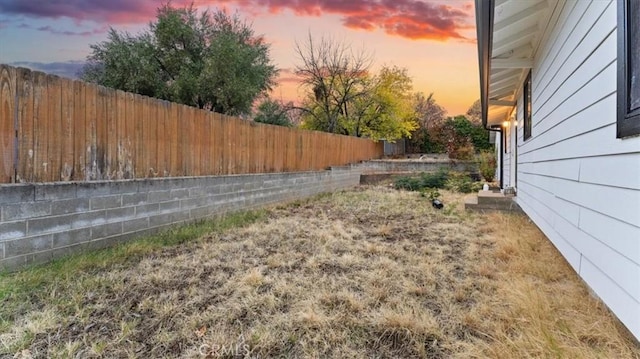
[355,159,478,174]
[0,166,361,271]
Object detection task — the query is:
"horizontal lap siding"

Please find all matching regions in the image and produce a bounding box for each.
[515,0,640,338]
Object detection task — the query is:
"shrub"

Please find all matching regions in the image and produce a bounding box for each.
[394,169,449,191]
[445,172,484,193]
[478,150,497,182]
[419,188,441,201]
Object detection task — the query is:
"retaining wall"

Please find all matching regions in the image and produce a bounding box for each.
[356,159,478,174]
[0,166,361,271]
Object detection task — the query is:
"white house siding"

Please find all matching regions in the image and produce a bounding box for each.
[502,128,512,188]
[514,0,640,338]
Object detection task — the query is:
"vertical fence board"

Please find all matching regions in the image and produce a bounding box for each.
[95,86,108,180]
[133,95,144,178]
[16,68,34,182]
[181,105,191,176]
[0,65,16,183]
[46,75,62,182]
[105,87,117,179]
[124,92,135,179]
[207,112,217,175]
[60,77,74,181]
[72,81,84,181]
[213,112,223,175]
[193,106,200,176]
[155,100,163,176]
[85,83,98,180]
[147,98,158,176]
[168,102,179,176]
[115,90,126,179]
[32,72,48,182]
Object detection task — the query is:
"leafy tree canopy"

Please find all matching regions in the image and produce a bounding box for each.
[81,3,277,116]
[294,34,416,141]
[254,98,293,127]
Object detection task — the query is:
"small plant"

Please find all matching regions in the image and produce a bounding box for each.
[419,188,441,201]
[445,171,483,193]
[478,150,497,182]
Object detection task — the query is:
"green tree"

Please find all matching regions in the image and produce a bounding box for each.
[254,98,293,127]
[294,34,372,135]
[466,99,482,125]
[408,92,447,153]
[435,115,492,159]
[294,35,415,140]
[346,65,417,140]
[81,3,277,116]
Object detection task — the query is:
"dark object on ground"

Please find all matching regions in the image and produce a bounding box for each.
[432,199,443,209]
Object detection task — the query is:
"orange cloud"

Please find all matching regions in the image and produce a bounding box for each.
[0,0,473,41]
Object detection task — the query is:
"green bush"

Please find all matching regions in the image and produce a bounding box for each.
[445,172,484,193]
[478,150,497,182]
[394,169,449,191]
[419,188,441,201]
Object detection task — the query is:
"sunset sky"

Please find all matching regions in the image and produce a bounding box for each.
[0,0,479,115]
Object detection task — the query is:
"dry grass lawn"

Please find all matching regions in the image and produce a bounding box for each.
[1,186,638,358]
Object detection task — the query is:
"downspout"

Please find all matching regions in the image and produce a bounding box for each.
[475,0,502,187]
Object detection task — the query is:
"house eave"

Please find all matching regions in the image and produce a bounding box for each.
[475,0,495,129]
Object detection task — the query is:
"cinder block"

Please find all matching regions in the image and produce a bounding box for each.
[72,210,107,229]
[84,236,121,252]
[0,221,27,241]
[51,242,88,260]
[122,217,149,233]
[205,185,223,195]
[0,255,26,271]
[171,211,190,223]
[91,222,123,239]
[188,187,207,198]
[122,193,148,206]
[25,250,53,267]
[169,188,190,200]
[159,200,181,213]
[2,202,51,221]
[53,228,91,248]
[148,190,171,203]
[218,184,233,194]
[34,183,76,201]
[180,196,210,209]
[108,180,139,195]
[135,203,160,217]
[90,195,122,210]
[4,234,52,257]
[51,198,90,215]
[189,206,211,220]
[148,212,174,228]
[76,182,111,198]
[27,214,73,235]
[106,207,135,222]
[0,184,35,204]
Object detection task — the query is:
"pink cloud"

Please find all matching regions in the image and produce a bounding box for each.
[0,0,473,41]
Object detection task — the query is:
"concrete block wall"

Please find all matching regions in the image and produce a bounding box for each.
[355,159,478,174]
[0,166,361,271]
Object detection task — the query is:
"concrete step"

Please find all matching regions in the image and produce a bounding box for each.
[476,190,515,205]
[465,192,523,214]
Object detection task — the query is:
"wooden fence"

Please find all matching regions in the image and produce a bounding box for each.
[0,65,383,183]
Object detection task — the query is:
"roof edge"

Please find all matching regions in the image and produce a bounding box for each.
[475,0,495,129]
